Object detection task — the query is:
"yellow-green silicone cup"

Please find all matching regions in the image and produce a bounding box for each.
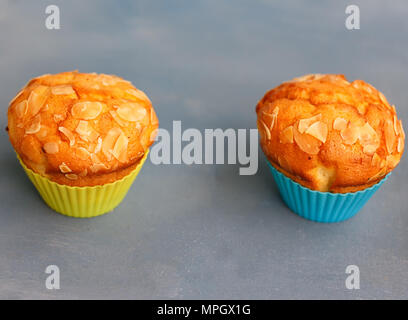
[17,150,149,218]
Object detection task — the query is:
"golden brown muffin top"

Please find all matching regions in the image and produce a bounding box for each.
[7,71,158,186]
[256,74,405,193]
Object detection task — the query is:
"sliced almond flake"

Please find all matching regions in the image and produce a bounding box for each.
[98,74,119,86]
[397,137,404,153]
[36,126,48,139]
[65,173,78,180]
[365,83,376,94]
[91,153,102,164]
[75,120,99,142]
[333,117,347,131]
[15,100,28,118]
[371,153,381,167]
[126,89,151,103]
[329,74,346,82]
[111,132,128,163]
[399,120,405,139]
[25,114,41,134]
[359,122,378,146]
[386,154,399,168]
[393,115,399,135]
[339,121,379,151]
[59,162,72,173]
[258,119,271,140]
[135,122,141,131]
[76,147,91,160]
[90,163,109,173]
[291,74,315,82]
[71,101,103,120]
[51,85,76,96]
[351,81,361,90]
[305,121,328,143]
[109,110,128,127]
[368,167,387,182]
[9,89,24,107]
[101,79,114,86]
[75,120,90,137]
[102,128,122,160]
[88,130,99,142]
[356,103,366,115]
[279,126,294,144]
[269,106,279,129]
[379,91,389,107]
[58,126,75,146]
[363,85,373,94]
[261,111,276,130]
[78,169,88,177]
[54,114,66,122]
[94,137,102,154]
[313,74,326,80]
[384,119,396,154]
[261,111,276,119]
[27,85,49,116]
[340,124,359,145]
[352,80,374,94]
[363,144,378,155]
[43,142,59,154]
[298,114,322,134]
[293,123,321,155]
[116,102,147,122]
[338,78,350,86]
[269,115,276,131]
[89,83,100,90]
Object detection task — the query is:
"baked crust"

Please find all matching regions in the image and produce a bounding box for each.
[8,71,158,186]
[256,74,405,193]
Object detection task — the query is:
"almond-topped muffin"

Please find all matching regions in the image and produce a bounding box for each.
[8,71,158,187]
[256,74,405,193]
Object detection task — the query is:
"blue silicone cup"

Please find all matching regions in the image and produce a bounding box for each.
[267,161,390,223]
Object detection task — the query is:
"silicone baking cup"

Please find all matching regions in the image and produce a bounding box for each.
[17,150,149,218]
[267,161,390,223]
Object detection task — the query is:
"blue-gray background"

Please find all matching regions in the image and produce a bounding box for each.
[0,0,407,299]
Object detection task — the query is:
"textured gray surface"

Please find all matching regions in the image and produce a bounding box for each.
[0,0,407,299]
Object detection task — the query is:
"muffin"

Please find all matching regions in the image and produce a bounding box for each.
[7,71,158,217]
[256,74,404,222]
